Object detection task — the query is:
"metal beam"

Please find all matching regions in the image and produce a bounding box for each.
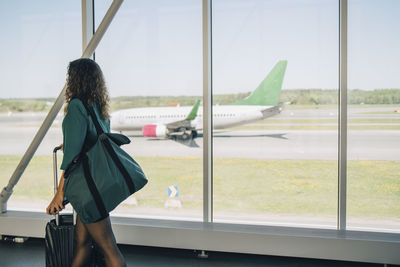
[202,0,213,223]
[0,0,124,213]
[338,0,348,230]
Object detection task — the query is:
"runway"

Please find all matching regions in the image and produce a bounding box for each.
[0,126,399,161]
[0,107,399,161]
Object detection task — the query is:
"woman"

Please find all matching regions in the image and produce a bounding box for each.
[46,58,126,267]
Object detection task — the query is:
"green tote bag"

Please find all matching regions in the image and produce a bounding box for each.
[63,103,148,224]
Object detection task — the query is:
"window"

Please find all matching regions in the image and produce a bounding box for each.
[95,0,203,220]
[0,0,81,211]
[347,0,400,232]
[213,0,339,227]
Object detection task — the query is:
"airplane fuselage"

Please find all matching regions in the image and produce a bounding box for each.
[111,105,276,132]
[110,60,287,136]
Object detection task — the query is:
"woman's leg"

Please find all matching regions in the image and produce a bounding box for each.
[71,215,93,267]
[85,216,126,267]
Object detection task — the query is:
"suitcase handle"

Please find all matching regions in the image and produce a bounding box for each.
[53,145,63,153]
[53,145,62,195]
[52,145,75,226]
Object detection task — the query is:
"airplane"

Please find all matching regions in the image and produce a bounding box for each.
[110,60,288,142]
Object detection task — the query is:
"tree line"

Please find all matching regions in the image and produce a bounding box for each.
[1,89,399,112]
[280,89,400,105]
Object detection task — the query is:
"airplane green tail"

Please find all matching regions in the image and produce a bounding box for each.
[230,60,287,106]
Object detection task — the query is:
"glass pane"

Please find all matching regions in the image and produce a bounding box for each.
[213,0,339,227]
[348,0,400,232]
[95,0,203,220]
[0,0,81,211]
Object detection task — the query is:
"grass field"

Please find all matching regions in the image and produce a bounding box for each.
[1,155,399,220]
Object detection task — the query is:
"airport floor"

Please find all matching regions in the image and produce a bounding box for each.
[0,237,395,267]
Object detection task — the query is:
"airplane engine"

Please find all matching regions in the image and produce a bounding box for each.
[142,124,168,138]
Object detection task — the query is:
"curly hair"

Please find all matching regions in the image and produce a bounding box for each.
[64,58,110,120]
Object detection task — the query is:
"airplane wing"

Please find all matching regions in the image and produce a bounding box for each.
[166,100,200,131]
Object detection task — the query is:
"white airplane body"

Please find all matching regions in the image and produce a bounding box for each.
[111,104,278,131]
[110,60,288,140]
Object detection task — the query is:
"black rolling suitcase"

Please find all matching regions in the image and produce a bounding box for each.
[45,145,75,267]
[45,213,75,267]
[45,145,105,267]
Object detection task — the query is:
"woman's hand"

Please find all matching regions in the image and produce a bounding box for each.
[46,162,66,216]
[46,190,65,215]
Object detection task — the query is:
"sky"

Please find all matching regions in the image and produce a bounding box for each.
[0,0,399,98]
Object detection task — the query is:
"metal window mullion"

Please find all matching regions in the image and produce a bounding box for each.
[338,0,348,231]
[202,0,213,223]
[82,0,95,54]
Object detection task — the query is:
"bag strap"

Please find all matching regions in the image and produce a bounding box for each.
[82,154,108,219]
[102,138,136,193]
[81,101,104,137]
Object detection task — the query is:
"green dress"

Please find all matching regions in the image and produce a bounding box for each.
[60,98,110,170]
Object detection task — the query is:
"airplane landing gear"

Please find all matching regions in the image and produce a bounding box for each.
[178,127,195,141]
[181,131,190,140]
